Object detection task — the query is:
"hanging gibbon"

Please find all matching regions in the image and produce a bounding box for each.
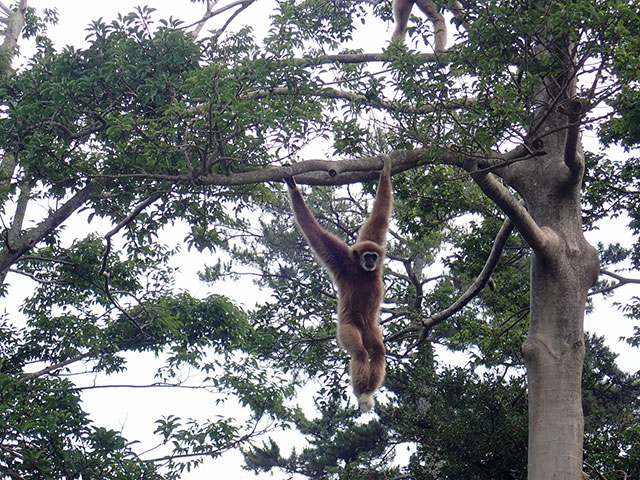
[284,156,392,411]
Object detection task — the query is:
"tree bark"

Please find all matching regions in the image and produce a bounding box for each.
[497,121,600,479]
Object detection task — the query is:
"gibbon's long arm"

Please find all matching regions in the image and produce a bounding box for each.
[356,157,393,246]
[285,177,351,277]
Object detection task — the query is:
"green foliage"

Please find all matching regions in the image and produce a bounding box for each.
[1,0,639,478]
[0,373,161,479]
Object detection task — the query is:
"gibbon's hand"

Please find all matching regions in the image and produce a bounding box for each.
[284,176,297,189]
[382,155,392,174]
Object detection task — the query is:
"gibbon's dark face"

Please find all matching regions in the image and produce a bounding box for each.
[360,251,379,272]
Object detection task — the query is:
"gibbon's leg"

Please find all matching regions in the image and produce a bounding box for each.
[362,323,386,395]
[391,0,414,41]
[337,321,373,410]
[414,0,447,52]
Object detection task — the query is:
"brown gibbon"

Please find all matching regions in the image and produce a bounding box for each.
[392,0,447,53]
[284,156,392,411]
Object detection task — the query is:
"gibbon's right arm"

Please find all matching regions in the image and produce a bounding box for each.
[285,177,350,276]
[356,156,393,246]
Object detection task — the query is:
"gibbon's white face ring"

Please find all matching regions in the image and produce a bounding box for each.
[361,252,379,272]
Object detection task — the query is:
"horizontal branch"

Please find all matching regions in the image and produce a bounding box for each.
[92,147,457,187]
[244,85,476,115]
[303,51,436,66]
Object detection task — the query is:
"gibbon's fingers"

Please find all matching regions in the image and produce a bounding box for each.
[284,177,297,189]
[381,154,392,174]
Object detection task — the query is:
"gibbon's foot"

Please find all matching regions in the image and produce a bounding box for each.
[358,393,375,412]
[284,177,297,189]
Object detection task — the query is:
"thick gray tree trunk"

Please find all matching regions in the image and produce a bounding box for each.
[467,106,600,478]
[513,149,600,479]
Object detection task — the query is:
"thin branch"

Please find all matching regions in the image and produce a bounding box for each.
[21,352,92,380]
[589,269,640,296]
[145,424,263,463]
[243,85,476,115]
[387,216,515,344]
[98,192,165,334]
[183,0,253,34]
[8,268,67,284]
[212,0,252,40]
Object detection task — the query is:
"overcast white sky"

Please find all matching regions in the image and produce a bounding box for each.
[8,1,639,479]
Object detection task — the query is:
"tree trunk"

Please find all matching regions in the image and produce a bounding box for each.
[504,131,600,479]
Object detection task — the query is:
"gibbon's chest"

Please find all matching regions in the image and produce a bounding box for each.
[336,269,383,311]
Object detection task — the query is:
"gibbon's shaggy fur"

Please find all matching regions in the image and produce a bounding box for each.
[392,0,447,53]
[285,157,392,411]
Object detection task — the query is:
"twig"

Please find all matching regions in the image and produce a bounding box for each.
[98,192,165,335]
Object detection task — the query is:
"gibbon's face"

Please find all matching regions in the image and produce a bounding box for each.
[360,251,379,272]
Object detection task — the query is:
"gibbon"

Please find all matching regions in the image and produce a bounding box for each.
[284,156,392,412]
[392,0,447,53]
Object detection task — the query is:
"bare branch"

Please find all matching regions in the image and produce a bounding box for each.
[387,215,515,345]
[93,147,465,187]
[98,191,165,335]
[0,1,13,15]
[308,51,436,66]
[0,182,101,282]
[21,352,92,380]
[243,85,476,115]
[589,269,640,296]
[183,0,254,34]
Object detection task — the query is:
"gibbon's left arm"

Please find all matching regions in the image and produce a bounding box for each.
[356,156,393,246]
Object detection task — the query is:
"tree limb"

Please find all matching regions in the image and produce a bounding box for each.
[6,183,30,248]
[387,216,515,345]
[0,0,27,72]
[21,352,92,380]
[464,157,549,253]
[92,147,465,187]
[563,98,586,179]
[243,85,476,115]
[183,0,254,35]
[0,182,101,281]
[589,269,640,296]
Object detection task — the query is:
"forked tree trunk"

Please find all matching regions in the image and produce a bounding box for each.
[510,148,600,479]
[467,108,600,478]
